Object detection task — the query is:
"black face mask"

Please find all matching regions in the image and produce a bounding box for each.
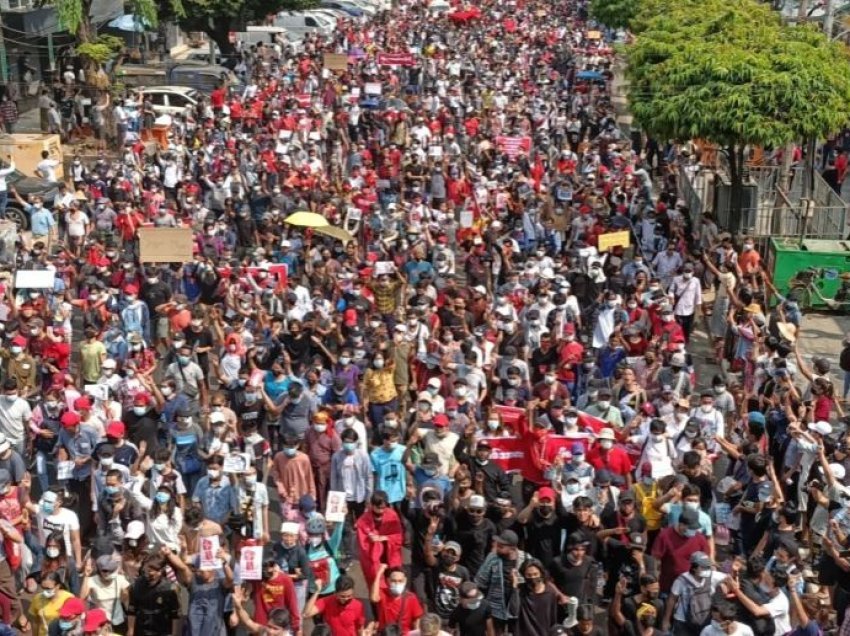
[640,615,657,628]
[538,505,554,516]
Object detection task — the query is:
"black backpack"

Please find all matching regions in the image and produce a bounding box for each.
[684,576,713,630]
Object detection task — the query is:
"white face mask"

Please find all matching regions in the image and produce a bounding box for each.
[599,440,613,450]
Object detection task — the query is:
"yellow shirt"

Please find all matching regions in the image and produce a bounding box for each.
[30,589,74,636]
[362,367,397,404]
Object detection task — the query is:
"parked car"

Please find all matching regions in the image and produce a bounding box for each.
[320,1,367,17]
[274,12,336,37]
[139,86,202,117]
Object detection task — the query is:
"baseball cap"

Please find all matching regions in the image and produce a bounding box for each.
[125,520,145,540]
[537,486,556,502]
[83,608,109,633]
[468,495,486,509]
[690,551,712,568]
[60,412,81,428]
[443,541,462,555]
[680,507,701,529]
[105,421,125,438]
[59,597,86,619]
[494,529,519,547]
[433,413,450,428]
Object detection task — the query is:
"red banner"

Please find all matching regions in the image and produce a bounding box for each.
[484,408,608,474]
[495,135,532,159]
[484,435,593,474]
[376,52,416,66]
[216,264,288,288]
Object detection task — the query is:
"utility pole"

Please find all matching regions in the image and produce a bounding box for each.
[825,0,836,38]
[0,12,8,84]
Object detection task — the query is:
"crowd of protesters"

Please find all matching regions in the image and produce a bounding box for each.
[0,0,845,634]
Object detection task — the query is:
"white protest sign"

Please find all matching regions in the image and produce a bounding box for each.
[239,545,263,580]
[223,453,249,474]
[374,261,396,276]
[325,491,348,523]
[364,82,382,95]
[199,535,220,570]
[15,270,55,289]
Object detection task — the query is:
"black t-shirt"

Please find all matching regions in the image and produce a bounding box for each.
[453,513,496,575]
[183,327,214,371]
[563,514,601,560]
[449,599,492,636]
[124,413,159,457]
[529,347,559,383]
[428,563,471,619]
[142,281,172,316]
[128,578,179,636]
[550,555,595,602]
[523,508,568,569]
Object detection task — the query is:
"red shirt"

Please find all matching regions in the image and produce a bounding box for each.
[314,596,366,636]
[585,445,632,478]
[250,572,301,632]
[377,590,424,633]
[650,526,709,592]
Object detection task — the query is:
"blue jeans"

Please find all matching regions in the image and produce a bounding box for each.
[368,398,398,427]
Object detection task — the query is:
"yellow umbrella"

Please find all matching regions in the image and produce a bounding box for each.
[313,225,355,242]
[284,211,329,227]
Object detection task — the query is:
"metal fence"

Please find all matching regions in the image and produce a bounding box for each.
[675,155,848,242]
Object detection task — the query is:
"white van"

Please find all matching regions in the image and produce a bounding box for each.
[274,11,335,37]
[232,28,305,53]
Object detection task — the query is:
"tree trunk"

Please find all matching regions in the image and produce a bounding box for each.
[727,144,745,236]
[76,0,95,43]
[205,17,237,57]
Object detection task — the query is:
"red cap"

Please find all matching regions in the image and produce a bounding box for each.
[537,486,556,502]
[105,421,125,438]
[133,392,151,406]
[73,396,92,410]
[83,608,109,632]
[433,413,450,427]
[343,308,358,327]
[60,412,81,428]
[123,284,138,295]
[10,336,26,347]
[640,462,653,477]
[59,597,85,619]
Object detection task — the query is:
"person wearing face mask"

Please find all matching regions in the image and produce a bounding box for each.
[45,596,86,636]
[422,513,471,623]
[120,285,151,344]
[147,376,190,432]
[514,559,559,636]
[29,572,73,636]
[360,351,398,428]
[550,533,599,607]
[420,413,459,478]
[78,555,129,633]
[167,407,204,494]
[650,507,709,594]
[592,291,628,349]
[371,564,425,634]
[0,336,36,397]
[126,554,180,636]
[585,387,624,429]
[191,456,238,526]
[467,439,512,502]
[662,551,726,634]
[270,436,317,518]
[163,345,207,414]
[245,558,300,632]
[303,411,341,513]
[611,573,664,636]
[127,482,182,552]
[586,428,632,488]
[355,491,404,589]
[448,580,495,636]
[0,378,32,459]
[516,486,568,571]
[303,574,366,636]
[667,263,702,343]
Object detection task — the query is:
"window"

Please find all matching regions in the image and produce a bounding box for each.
[146,93,165,106]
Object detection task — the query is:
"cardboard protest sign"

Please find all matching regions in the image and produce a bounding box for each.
[138,228,193,263]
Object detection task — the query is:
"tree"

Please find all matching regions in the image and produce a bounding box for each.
[157,0,317,58]
[589,0,638,31]
[42,0,160,42]
[626,0,850,221]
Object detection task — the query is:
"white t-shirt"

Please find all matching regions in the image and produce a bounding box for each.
[700,625,754,636]
[37,508,80,556]
[764,591,792,635]
[86,573,130,624]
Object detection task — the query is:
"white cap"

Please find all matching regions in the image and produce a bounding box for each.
[102,359,117,369]
[427,377,441,389]
[473,285,488,295]
[468,495,486,508]
[394,324,408,333]
[209,412,226,424]
[280,239,291,248]
[830,463,847,482]
[811,421,833,436]
[597,428,616,441]
[126,521,145,540]
[280,522,300,535]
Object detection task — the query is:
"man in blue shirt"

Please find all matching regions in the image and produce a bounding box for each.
[11,190,55,241]
[192,455,238,525]
[58,410,99,537]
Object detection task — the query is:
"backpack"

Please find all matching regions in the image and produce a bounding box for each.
[685,576,713,630]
